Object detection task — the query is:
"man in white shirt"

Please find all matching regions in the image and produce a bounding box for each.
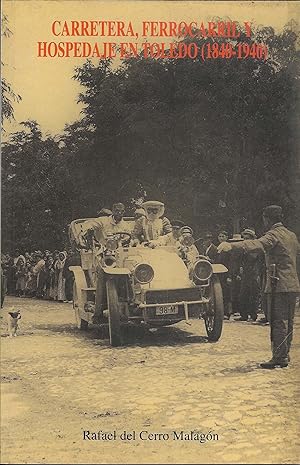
[81,203,130,247]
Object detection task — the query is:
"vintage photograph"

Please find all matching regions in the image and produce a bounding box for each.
[1,1,300,463]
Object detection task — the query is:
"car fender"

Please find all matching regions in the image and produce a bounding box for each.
[103,267,131,276]
[212,263,228,274]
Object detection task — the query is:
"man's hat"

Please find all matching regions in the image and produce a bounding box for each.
[170,219,185,228]
[134,208,146,217]
[241,228,256,239]
[218,230,229,237]
[228,234,244,242]
[180,226,194,235]
[112,203,125,211]
[97,208,112,217]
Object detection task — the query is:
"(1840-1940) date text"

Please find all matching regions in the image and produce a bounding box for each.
[201,42,268,60]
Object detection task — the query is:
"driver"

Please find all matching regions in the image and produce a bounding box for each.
[132,200,172,243]
[80,202,130,247]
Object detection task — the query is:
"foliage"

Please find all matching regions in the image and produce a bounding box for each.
[1,14,21,125]
[2,121,76,250]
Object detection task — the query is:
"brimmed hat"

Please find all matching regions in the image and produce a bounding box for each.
[142,201,165,218]
[112,203,125,212]
[181,226,193,235]
[142,200,164,208]
[228,234,244,242]
[97,208,112,217]
[134,208,146,217]
[241,228,256,239]
[218,230,229,237]
[171,219,185,228]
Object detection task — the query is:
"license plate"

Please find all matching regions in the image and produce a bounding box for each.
[156,305,178,315]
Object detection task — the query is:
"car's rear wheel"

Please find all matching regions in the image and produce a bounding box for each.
[106,279,122,346]
[204,276,224,342]
[73,281,88,330]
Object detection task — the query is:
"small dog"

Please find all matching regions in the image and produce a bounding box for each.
[7,310,21,338]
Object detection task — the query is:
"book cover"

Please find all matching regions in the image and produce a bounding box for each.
[1,1,299,464]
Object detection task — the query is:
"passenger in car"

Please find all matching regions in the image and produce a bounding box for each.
[132,200,172,243]
[149,221,200,271]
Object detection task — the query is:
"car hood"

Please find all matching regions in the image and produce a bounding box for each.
[123,247,192,289]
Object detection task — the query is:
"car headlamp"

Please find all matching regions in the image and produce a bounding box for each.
[193,259,213,282]
[134,263,154,284]
[106,238,118,251]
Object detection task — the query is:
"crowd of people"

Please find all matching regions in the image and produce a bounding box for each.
[203,228,266,324]
[1,248,80,307]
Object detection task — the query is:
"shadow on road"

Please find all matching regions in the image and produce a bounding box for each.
[33,321,209,347]
[218,363,260,375]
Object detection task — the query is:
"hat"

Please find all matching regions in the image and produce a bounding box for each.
[181,226,194,235]
[142,200,164,208]
[142,201,165,218]
[170,219,185,228]
[205,232,213,239]
[97,208,112,217]
[241,228,256,239]
[263,205,283,222]
[134,208,146,217]
[218,230,229,237]
[228,234,244,242]
[112,203,125,212]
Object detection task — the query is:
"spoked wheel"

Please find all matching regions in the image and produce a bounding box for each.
[106,278,121,347]
[73,281,88,330]
[204,276,224,342]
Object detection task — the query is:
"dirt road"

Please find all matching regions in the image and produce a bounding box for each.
[1,297,299,464]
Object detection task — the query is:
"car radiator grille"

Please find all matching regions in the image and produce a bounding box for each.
[145,288,201,304]
[144,288,203,320]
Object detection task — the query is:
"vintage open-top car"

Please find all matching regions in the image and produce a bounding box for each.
[69,218,228,346]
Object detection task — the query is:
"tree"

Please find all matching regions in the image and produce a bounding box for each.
[2,121,76,251]
[1,14,21,125]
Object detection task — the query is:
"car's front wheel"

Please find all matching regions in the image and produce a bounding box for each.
[204,276,224,342]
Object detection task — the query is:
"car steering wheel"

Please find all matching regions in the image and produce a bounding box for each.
[113,232,132,247]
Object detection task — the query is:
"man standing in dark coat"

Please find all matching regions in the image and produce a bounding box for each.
[203,233,218,262]
[218,205,300,368]
[238,228,265,321]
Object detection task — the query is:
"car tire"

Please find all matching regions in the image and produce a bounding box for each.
[205,276,224,342]
[106,278,122,347]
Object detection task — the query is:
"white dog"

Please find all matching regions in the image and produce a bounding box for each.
[7,310,21,338]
